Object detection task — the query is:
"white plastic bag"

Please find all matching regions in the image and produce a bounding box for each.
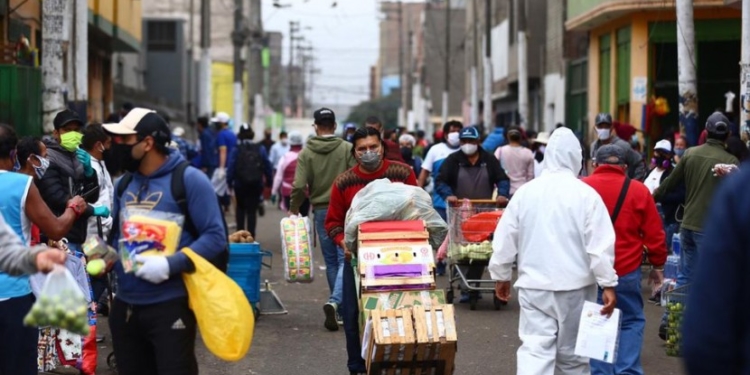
[24,265,90,335]
[344,179,448,251]
[280,216,314,282]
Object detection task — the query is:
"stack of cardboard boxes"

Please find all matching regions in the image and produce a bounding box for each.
[357,221,457,375]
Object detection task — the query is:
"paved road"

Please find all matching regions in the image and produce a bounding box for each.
[93,205,685,375]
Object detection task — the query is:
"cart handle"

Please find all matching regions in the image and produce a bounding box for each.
[449,199,508,208]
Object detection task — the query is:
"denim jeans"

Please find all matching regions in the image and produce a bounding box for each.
[591,269,645,375]
[664,223,679,254]
[314,208,343,305]
[676,229,703,288]
[342,260,366,373]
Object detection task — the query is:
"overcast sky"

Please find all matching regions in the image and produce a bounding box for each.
[261,0,383,106]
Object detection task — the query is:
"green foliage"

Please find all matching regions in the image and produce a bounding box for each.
[345,93,400,129]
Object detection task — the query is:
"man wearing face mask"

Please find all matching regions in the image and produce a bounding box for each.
[269,131,290,175]
[324,126,418,375]
[104,108,227,375]
[0,125,87,375]
[398,133,422,176]
[364,116,404,162]
[38,110,107,253]
[81,124,114,241]
[435,126,510,303]
[290,107,357,332]
[589,113,646,180]
[418,121,464,219]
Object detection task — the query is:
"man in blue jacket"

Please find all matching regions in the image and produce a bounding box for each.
[104,108,227,375]
[681,165,750,375]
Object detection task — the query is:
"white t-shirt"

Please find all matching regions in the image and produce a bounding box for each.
[422,143,460,173]
[644,168,665,194]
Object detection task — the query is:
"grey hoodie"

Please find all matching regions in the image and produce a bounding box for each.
[290,135,357,211]
[0,213,45,276]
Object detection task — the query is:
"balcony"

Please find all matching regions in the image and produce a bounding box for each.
[566,0,726,31]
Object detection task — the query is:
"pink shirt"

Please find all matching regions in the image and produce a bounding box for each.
[495,145,535,195]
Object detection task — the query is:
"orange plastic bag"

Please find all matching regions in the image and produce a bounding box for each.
[182,248,254,361]
[460,211,503,242]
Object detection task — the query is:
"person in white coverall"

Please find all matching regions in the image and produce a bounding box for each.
[489,127,619,375]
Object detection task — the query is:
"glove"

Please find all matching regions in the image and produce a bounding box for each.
[76,148,94,177]
[134,255,170,284]
[92,206,110,218]
[214,167,226,180]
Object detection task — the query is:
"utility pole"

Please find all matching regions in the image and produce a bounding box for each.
[42,0,67,132]
[516,0,528,128]
[676,0,698,145]
[248,0,264,136]
[483,0,493,130]
[398,0,405,128]
[470,0,478,127]
[187,0,195,123]
[288,21,299,117]
[740,0,750,141]
[72,0,88,117]
[232,0,246,130]
[199,0,212,117]
[405,27,414,131]
[442,0,451,125]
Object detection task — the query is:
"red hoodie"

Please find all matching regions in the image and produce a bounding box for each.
[583,165,667,276]
[325,159,417,245]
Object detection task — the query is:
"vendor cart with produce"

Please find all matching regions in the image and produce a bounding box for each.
[443,199,506,311]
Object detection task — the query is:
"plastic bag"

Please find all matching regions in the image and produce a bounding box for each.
[182,248,253,361]
[23,265,89,335]
[344,179,448,251]
[280,216,314,282]
[119,208,184,273]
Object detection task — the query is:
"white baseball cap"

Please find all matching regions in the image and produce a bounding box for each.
[172,126,186,137]
[288,131,303,146]
[211,112,231,124]
[654,139,672,152]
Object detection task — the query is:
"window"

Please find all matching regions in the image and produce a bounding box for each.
[567,58,588,133]
[616,26,631,106]
[599,34,611,113]
[147,21,177,52]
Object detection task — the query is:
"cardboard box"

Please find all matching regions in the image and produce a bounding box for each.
[360,290,446,333]
[357,241,435,272]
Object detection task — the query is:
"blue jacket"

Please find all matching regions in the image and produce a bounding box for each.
[227,140,274,189]
[112,150,227,305]
[481,127,505,154]
[682,163,750,375]
[199,128,218,169]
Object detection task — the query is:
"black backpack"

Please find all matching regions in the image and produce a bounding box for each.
[113,161,230,273]
[235,142,263,186]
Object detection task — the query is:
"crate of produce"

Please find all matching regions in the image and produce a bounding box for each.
[412,305,457,375]
[664,284,689,357]
[446,202,502,262]
[359,290,447,333]
[364,308,416,374]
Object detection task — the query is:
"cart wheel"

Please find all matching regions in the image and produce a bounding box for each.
[493,295,504,310]
[446,289,454,303]
[469,295,478,310]
[107,352,117,373]
[253,305,260,320]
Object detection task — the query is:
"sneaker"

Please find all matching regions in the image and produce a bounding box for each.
[336,313,344,326]
[435,260,446,276]
[258,201,265,217]
[658,322,667,341]
[459,292,470,303]
[323,302,339,331]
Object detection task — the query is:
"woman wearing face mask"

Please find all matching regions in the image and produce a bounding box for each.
[324,126,417,375]
[673,136,687,164]
[531,132,550,178]
[398,133,423,177]
[648,140,685,257]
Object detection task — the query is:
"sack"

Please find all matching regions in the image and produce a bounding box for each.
[211,168,229,196]
[24,266,89,335]
[236,143,263,186]
[182,248,253,361]
[114,161,230,273]
[80,324,97,375]
[280,216,314,283]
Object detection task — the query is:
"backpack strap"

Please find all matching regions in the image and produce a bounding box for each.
[110,173,134,245]
[171,161,198,238]
[610,177,631,224]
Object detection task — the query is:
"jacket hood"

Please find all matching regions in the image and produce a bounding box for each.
[543,127,582,175]
[134,149,186,180]
[306,136,346,154]
[43,138,67,154]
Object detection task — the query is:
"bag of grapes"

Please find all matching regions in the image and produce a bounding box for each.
[23,265,90,335]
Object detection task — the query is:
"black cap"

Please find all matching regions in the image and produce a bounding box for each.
[595,144,625,165]
[314,108,336,124]
[705,112,730,136]
[595,113,613,126]
[53,109,83,130]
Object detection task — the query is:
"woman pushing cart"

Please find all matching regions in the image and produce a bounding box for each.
[433,126,510,309]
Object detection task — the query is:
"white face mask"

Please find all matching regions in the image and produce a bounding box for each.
[447,132,460,147]
[460,143,478,155]
[539,145,546,154]
[596,128,611,140]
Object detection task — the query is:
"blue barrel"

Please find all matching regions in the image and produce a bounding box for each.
[228,243,263,304]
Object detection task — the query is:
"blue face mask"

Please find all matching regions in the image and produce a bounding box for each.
[674,148,685,157]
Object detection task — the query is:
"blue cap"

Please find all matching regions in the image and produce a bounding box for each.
[459,126,480,140]
[345,123,357,130]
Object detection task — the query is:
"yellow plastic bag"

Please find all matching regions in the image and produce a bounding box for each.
[182,248,254,361]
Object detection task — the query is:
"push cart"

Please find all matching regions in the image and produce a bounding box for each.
[445,199,506,310]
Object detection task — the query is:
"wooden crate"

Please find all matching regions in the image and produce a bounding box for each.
[365,309,416,375]
[412,305,458,375]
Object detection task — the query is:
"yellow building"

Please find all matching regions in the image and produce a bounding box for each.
[211,61,249,126]
[566,0,741,146]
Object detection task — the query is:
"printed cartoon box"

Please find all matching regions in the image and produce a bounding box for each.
[357,241,435,273]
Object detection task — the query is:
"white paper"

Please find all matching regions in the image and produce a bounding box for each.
[361,319,373,360]
[574,301,621,364]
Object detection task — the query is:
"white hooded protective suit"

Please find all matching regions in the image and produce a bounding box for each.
[488,127,618,375]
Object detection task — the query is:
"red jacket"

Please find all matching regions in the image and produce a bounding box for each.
[325,159,418,245]
[384,139,405,162]
[583,165,667,276]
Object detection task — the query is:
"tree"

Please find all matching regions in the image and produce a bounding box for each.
[345,93,400,128]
